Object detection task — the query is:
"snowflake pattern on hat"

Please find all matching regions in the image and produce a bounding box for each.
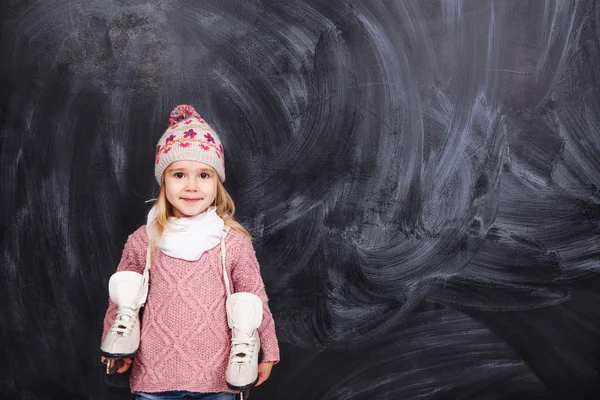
[155,120,224,165]
[183,129,197,139]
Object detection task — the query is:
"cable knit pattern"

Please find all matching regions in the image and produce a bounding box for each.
[101,226,280,394]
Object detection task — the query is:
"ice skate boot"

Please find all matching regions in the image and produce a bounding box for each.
[100,271,148,359]
[225,292,263,390]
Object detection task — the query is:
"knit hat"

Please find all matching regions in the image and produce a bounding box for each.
[154,105,225,183]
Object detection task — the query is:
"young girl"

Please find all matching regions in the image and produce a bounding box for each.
[100,105,280,399]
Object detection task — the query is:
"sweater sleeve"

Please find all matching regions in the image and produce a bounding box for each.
[100,227,149,344]
[230,235,280,364]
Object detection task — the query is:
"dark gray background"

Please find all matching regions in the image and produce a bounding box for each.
[1,0,599,399]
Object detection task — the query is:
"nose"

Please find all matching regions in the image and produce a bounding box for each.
[185,177,199,191]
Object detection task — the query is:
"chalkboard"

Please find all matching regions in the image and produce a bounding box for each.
[1,0,599,399]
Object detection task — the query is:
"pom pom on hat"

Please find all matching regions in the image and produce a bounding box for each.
[168,105,203,126]
[155,105,226,183]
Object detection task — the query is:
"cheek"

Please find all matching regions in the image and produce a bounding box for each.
[164,179,182,200]
[201,180,217,199]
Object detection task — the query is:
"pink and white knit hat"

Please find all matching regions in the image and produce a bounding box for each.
[154,105,225,183]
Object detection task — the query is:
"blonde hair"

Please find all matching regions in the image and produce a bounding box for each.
[149,172,251,244]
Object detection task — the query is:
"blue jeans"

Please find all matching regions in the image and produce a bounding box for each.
[135,391,236,400]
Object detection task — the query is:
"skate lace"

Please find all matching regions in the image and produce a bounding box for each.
[110,307,136,336]
[229,325,257,365]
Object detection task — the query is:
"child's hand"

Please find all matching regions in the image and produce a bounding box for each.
[255,362,275,386]
[101,356,133,373]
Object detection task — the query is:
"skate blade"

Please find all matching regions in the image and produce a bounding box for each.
[106,359,124,375]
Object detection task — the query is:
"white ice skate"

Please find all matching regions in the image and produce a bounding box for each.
[100,270,148,359]
[225,292,263,390]
[220,229,264,391]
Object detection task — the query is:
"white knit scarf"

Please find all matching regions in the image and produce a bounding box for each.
[146,204,224,261]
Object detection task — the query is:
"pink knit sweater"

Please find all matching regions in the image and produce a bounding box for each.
[101,226,280,394]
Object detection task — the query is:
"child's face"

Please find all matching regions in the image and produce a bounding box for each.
[164,160,217,218]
